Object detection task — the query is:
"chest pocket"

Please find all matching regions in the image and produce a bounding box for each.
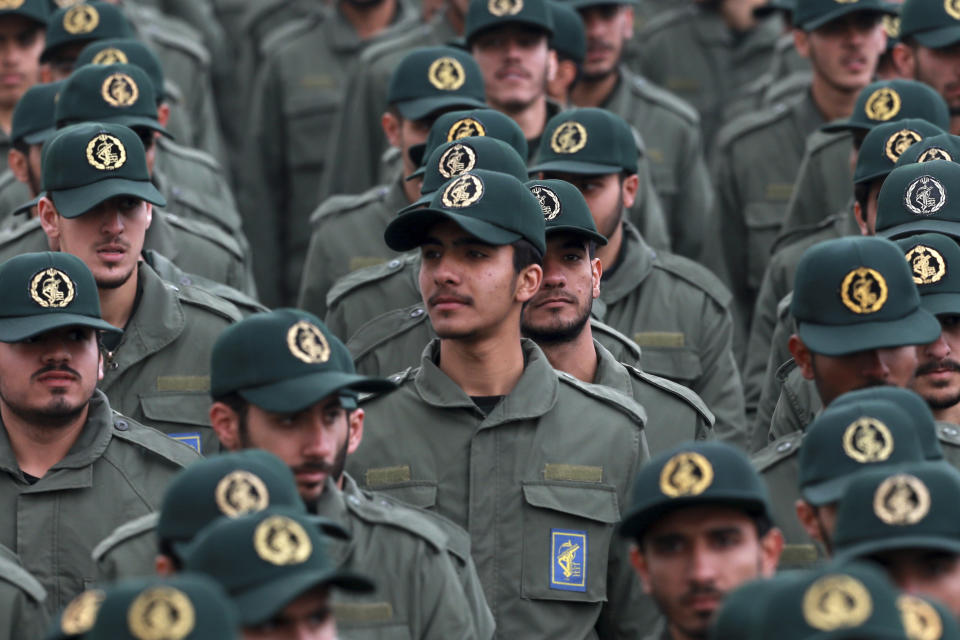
[637,346,702,385]
[365,481,438,511]
[138,391,220,455]
[285,86,341,173]
[333,601,412,639]
[521,482,620,603]
[744,194,790,291]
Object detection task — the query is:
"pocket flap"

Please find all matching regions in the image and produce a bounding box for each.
[522,482,620,524]
[139,391,211,427]
[371,482,438,510]
[638,346,703,383]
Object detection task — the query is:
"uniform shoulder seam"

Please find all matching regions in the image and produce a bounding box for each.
[653,253,733,308]
[714,101,794,150]
[260,15,321,56]
[638,4,695,34]
[0,556,45,602]
[92,513,159,561]
[623,365,715,424]
[326,256,412,306]
[108,417,201,467]
[627,76,700,125]
[556,371,646,424]
[139,24,210,66]
[345,493,449,553]
[162,214,244,259]
[175,282,245,323]
[310,185,389,226]
[752,430,803,471]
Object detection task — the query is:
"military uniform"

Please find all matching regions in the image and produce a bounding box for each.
[0,545,47,640]
[722,31,811,123]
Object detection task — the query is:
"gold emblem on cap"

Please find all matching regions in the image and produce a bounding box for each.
[0,0,26,9]
[127,587,195,640]
[488,0,522,16]
[92,47,128,65]
[874,474,931,525]
[905,175,947,216]
[86,133,127,171]
[63,4,99,34]
[550,121,587,154]
[865,87,901,122]
[530,184,561,221]
[906,245,947,285]
[840,267,888,314]
[447,117,485,141]
[660,451,714,498]
[30,268,76,309]
[215,470,270,517]
[438,143,477,179]
[899,595,943,640]
[61,590,105,635]
[883,14,901,38]
[428,57,466,91]
[919,147,953,163]
[441,173,484,208]
[101,73,139,108]
[254,515,313,566]
[286,320,330,364]
[803,575,873,631]
[885,129,923,163]
[55,0,79,6]
[842,418,894,463]
[947,0,960,20]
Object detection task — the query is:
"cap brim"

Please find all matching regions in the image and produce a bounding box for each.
[911,25,960,49]
[619,496,768,539]
[468,21,553,45]
[879,219,960,242]
[61,116,172,139]
[399,192,432,214]
[50,178,167,219]
[920,292,960,316]
[801,6,895,32]
[821,118,870,134]
[395,95,487,122]
[238,371,396,414]
[835,535,960,562]
[795,307,941,356]
[0,313,121,342]
[528,159,623,176]
[384,208,522,252]
[800,475,855,506]
[546,224,608,245]
[22,127,56,146]
[235,567,376,626]
[13,193,42,216]
[406,165,426,181]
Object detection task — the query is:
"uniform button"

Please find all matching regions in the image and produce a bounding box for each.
[945,427,958,437]
[348,496,360,505]
[410,308,424,318]
[776,441,792,453]
[115,420,129,431]
[179,276,192,286]
[388,259,401,268]
[110,361,119,370]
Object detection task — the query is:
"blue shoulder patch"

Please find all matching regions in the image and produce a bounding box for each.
[551,529,587,592]
[169,432,202,453]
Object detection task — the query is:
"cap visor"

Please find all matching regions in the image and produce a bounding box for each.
[920,292,960,317]
[235,569,375,626]
[912,25,960,49]
[408,143,428,170]
[800,475,854,506]
[384,208,522,252]
[821,118,869,134]
[528,159,623,176]
[50,178,167,219]
[0,313,121,342]
[801,6,894,32]
[619,496,767,539]
[879,219,960,242]
[546,224,607,246]
[796,307,941,356]
[399,192,432,214]
[238,371,396,414]
[13,193,42,216]
[565,0,638,7]
[22,127,56,146]
[395,95,487,122]
[835,535,960,563]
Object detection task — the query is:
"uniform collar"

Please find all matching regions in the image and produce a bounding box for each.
[312,475,354,566]
[590,340,632,396]
[596,221,655,311]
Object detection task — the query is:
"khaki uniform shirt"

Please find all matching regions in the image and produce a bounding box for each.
[350,339,652,639]
[0,545,47,640]
[777,130,854,238]
[0,391,199,614]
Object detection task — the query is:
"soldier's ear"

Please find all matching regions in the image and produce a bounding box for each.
[347,408,364,455]
[620,6,634,40]
[209,401,241,451]
[793,28,810,59]
[759,527,784,576]
[7,149,27,184]
[143,203,153,230]
[590,257,602,299]
[891,42,915,78]
[156,103,171,128]
[381,111,402,149]
[546,49,558,83]
[515,263,543,303]
[629,545,652,593]
[620,173,640,209]
[37,196,61,243]
[788,334,815,380]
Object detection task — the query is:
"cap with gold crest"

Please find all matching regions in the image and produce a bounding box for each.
[898,133,960,167]
[898,594,960,640]
[529,107,639,176]
[793,0,896,32]
[548,2,586,62]
[45,588,105,640]
[0,0,47,27]
[210,308,396,414]
[854,118,945,186]
[83,574,240,640]
[40,1,134,63]
[877,160,960,241]
[42,122,166,218]
[55,62,169,136]
[525,178,607,245]
[900,0,960,49]
[798,395,929,506]
[790,236,940,356]
[465,0,553,44]
[709,577,782,640]
[0,251,119,342]
[618,441,772,540]
[75,38,166,107]
[11,80,63,147]
[182,508,374,626]
[895,232,960,317]
[409,107,528,177]
[822,79,950,135]
[833,461,960,561]
[386,46,486,122]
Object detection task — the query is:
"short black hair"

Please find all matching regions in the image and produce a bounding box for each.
[635,511,774,549]
[511,238,543,273]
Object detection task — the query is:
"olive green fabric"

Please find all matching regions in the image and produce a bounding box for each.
[793,0,895,32]
[549,2,586,62]
[897,133,960,165]
[854,118,945,185]
[55,63,169,136]
[530,107,638,176]
[753,429,818,555]
[386,46,486,121]
[143,250,264,317]
[11,81,61,147]
[877,160,960,240]
[464,0,553,43]
[900,0,960,48]
[0,545,47,640]
[0,390,199,615]
[896,232,960,316]
[350,339,651,638]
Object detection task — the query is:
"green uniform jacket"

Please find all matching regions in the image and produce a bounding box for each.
[0,545,47,640]
[777,130,853,238]
[768,365,820,443]
[238,2,418,306]
[0,391,199,614]
[350,339,652,639]
[723,30,811,123]
[144,250,267,317]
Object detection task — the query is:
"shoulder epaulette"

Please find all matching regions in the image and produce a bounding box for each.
[157,138,226,175]
[714,99,796,151]
[627,75,699,125]
[358,366,415,404]
[363,489,472,563]
[348,304,429,362]
[163,213,244,261]
[937,422,960,447]
[327,253,416,307]
[0,169,17,191]
[771,211,841,254]
[162,78,183,106]
[108,413,201,467]
[0,216,41,244]
[344,490,449,553]
[590,318,641,362]
[654,253,733,308]
[638,3,695,35]
[167,187,243,234]
[775,357,797,383]
[623,364,715,425]
[309,185,390,226]
[752,430,803,472]
[556,371,647,425]
[764,71,812,105]
[92,513,158,562]
[776,292,794,322]
[260,14,322,57]
[172,279,245,324]
[0,555,45,602]
[360,21,431,62]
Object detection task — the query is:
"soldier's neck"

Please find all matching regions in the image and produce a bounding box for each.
[98,262,141,330]
[933,402,960,427]
[535,324,599,383]
[810,74,859,125]
[596,219,624,275]
[437,325,526,397]
[569,70,620,109]
[339,0,397,40]
[1,400,89,479]
[493,96,548,140]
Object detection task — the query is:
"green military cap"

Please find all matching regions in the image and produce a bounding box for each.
[11,80,63,146]
[710,577,785,640]
[409,107,527,177]
[465,0,554,45]
[754,0,796,19]
[798,396,927,506]
[895,232,960,317]
[794,0,896,32]
[40,2,134,63]
[403,136,530,211]
[548,2,585,63]
[75,38,166,105]
[899,595,960,640]
[385,168,547,254]
[525,178,607,245]
[42,122,166,218]
[756,560,908,640]
[55,63,169,136]
[182,508,374,627]
[530,107,638,176]
[556,0,635,13]
[876,160,960,240]
[897,133,960,166]
[0,251,119,341]
[822,79,950,134]
[833,462,960,559]
[211,308,395,414]
[618,441,771,540]
[387,46,486,121]
[854,118,945,185]
[900,0,960,48]
[790,236,940,356]
[84,574,240,640]
[831,386,944,461]
[0,0,47,25]
[46,588,106,639]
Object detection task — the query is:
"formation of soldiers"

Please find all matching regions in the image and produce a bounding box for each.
[5,0,960,637]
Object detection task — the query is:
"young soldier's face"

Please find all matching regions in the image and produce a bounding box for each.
[243,587,337,640]
[544,172,626,240]
[579,4,632,81]
[911,44,960,117]
[871,549,960,618]
[912,315,960,412]
[797,12,886,94]
[471,25,553,113]
[0,16,43,110]
[809,346,919,406]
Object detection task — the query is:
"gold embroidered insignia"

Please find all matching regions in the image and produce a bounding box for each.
[842,418,894,463]
[287,320,330,364]
[803,575,872,631]
[215,470,270,517]
[30,268,75,308]
[660,451,714,498]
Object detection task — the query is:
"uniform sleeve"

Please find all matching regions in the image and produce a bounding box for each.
[414,544,479,640]
[667,123,711,261]
[3,591,49,640]
[778,149,831,237]
[627,158,671,254]
[298,222,335,319]
[768,384,807,443]
[743,258,783,428]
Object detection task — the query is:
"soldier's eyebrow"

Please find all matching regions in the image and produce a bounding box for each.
[453,237,496,248]
[560,239,588,251]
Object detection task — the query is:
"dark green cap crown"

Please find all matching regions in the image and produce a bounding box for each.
[895,232,960,317]
[754,0,796,18]
[901,0,960,48]
[791,236,940,356]
[387,46,486,121]
[530,107,638,176]
[897,133,960,166]
[41,2,133,63]
[76,38,166,104]
[710,577,784,640]
[822,79,950,134]
[619,441,771,540]
[55,62,167,135]
[182,508,374,626]
[854,118,945,185]
[0,251,118,341]
[0,0,47,24]
[85,575,240,640]
[877,160,960,240]
[410,107,528,172]
[794,0,895,31]
[42,122,166,218]
[465,0,554,43]
[525,178,607,245]
[548,2,585,62]
[11,80,63,146]
[898,595,960,640]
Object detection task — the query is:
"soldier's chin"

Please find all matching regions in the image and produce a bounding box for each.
[94,267,135,290]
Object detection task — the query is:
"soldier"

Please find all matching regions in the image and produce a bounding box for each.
[1,80,60,223]
[208,309,494,638]
[0,544,47,640]
[530,108,747,446]
[348,168,652,637]
[297,46,486,319]
[0,251,199,617]
[0,0,47,176]
[708,577,779,640]
[545,1,585,106]
[618,441,783,640]
[565,0,712,260]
